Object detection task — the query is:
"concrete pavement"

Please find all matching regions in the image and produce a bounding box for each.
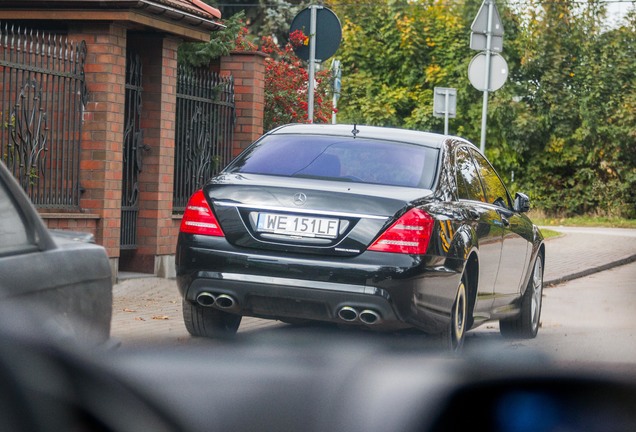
[110,227,636,344]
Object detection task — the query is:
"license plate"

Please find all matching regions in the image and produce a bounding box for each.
[256,213,339,239]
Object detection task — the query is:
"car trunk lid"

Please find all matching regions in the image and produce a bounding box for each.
[204,174,434,256]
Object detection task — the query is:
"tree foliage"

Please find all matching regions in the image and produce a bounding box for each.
[187,0,634,217]
[259,30,333,130]
[330,0,635,217]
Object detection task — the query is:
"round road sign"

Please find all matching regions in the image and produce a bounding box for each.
[290,7,342,62]
[468,52,509,91]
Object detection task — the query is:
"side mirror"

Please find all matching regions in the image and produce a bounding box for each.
[514,192,530,213]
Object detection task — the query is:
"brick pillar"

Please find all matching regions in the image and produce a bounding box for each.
[220,51,267,157]
[121,35,180,276]
[69,23,127,278]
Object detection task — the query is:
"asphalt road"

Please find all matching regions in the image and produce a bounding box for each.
[112,260,636,374]
[467,260,636,367]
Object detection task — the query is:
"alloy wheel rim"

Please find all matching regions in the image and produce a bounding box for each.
[453,281,467,345]
[530,258,543,330]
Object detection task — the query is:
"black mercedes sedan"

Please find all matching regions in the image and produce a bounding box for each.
[176,124,544,350]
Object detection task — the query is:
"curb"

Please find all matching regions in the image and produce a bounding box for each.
[544,254,636,287]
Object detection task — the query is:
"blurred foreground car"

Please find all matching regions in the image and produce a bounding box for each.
[176,124,544,349]
[0,160,112,344]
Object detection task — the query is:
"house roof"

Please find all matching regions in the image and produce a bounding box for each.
[160,0,221,19]
[0,0,223,41]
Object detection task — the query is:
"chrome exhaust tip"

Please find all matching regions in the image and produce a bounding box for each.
[196,292,216,307]
[359,309,381,325]
[338,306,359,322]
[215,294,236,309]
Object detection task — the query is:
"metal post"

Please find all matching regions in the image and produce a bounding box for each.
[444,89,450,135]
[332,92,338,124]
[479,0,494,153]
[331,59,341,125]
[307,5,318,123]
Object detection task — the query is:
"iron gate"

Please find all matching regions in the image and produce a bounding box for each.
[120,53,145,250]
[173,65,235,213]
[0,23,88,209]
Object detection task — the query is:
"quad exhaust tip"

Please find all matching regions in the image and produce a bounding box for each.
[337,306,382,325]
[359,309,381,325]
[196,292,216,307]
[338,306,359,322]
[196,292,237,309]
[215,294,236,309]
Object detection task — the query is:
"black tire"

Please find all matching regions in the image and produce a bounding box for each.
[182,299,241,338]
[500,253,544,339]
[439,273,468,352]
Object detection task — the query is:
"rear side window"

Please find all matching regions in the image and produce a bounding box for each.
[455,147,486,202]
[471,150,512,209]
[226,135,439,189]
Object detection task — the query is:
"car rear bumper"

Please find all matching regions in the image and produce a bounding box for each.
[177,237,465,333]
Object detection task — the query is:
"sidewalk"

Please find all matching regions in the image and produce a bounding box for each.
[110,227,636,344]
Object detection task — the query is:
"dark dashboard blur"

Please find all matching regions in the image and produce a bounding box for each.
[2,316,635,432]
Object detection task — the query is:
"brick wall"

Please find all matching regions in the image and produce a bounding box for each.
[220,51,267,156]
[35,36,268,279]
[121,35,181,275]
[68,23,128,269]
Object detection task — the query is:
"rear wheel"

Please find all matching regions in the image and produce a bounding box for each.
[439,273,468,352]
[500,253,544,339]
[182,299,241,338]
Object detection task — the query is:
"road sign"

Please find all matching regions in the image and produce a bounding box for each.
[470,33,503,52]
[433,88,457,118]
[433,87,457,135]
[471,0,504,36]
[468,52,508,91]
[290,7,342,62]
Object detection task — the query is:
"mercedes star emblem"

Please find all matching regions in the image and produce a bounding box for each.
[293,192,307,206]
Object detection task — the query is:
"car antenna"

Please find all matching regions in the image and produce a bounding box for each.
[352,124,359,138]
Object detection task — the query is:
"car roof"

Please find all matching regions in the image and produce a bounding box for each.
[268,124,461,149]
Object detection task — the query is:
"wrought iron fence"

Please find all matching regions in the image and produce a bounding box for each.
[0,23,87,210]
[120,53,145,250]
[173,65,235,213]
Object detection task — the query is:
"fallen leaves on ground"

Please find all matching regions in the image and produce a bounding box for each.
[152,315,170,320]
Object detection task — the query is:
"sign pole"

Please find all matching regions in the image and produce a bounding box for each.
[331,59,341,124]
[479,0,495,153]
[307,5,319,123]
[444,90,450,135]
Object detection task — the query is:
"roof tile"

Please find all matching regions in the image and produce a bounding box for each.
[154,0,221,19]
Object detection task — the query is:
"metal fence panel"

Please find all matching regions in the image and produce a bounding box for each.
[173,65,234,213]
[0,23,87,210]
[120,53,144,250]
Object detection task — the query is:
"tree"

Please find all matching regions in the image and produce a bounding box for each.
[331,0,635,217]
[512,0,636,217]
[258,30,334,130]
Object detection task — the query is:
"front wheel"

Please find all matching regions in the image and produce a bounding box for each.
[182,300,241,338]
[439,273,468,352]
[500,253,544,339]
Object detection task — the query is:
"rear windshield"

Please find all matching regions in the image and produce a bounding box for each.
[225,135,439,189]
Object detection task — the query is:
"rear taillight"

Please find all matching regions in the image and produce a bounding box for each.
[368,208,434,254]
[180,190,224,237]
